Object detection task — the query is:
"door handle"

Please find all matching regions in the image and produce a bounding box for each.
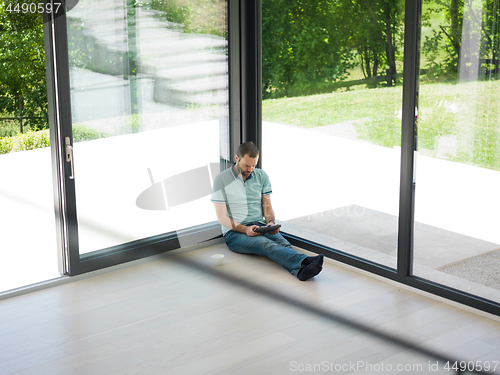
[65,137,75,180]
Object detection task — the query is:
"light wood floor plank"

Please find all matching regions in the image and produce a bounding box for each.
[1,242,500,375]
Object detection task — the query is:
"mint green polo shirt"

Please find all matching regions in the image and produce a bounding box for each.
[211,163,272,235]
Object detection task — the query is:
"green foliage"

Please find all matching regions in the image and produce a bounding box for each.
[188,0,226,37]
[0,0,48,129]
[72,125,111,142]
[345,0,405,85]
[422,0,463,80]
[13,129,50,151]
[262,0,355,99]
[262,0,405,99]
[422,0,500,82]
[148,0,226,37]
[0,129,50,154]
[149,0,192,29]
[0,135,13,154]
[0,125,111,155]
[0,119,19,137]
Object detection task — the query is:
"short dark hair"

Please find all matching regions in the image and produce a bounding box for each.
[236,142,259,159]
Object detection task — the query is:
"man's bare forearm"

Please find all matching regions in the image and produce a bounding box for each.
[263,205,275,224]
[264,212,275,224]
[218,215,248,234]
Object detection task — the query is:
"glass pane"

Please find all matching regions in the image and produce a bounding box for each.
[0,141,59,292]
[66,0,228,255]
[414,0,500,303]
[0,6,59,291]
[262,0,405,269]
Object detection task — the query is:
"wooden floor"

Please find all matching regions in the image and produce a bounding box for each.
[1,241,500,375]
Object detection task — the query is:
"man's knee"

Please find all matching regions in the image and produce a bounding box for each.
[270,234,293,249]
[261,237,288,253]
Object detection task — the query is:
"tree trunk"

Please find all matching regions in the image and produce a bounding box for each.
[18,95,24,133]
[384,0,396,86]
[364,45,372,78]
[373,54,379,77]
[450,0,461,58]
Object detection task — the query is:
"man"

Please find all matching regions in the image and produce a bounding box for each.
[211,142,323,281]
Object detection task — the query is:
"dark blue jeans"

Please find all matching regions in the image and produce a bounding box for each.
[224,222,307,277]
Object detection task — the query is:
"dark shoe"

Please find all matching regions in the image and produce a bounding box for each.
[297,257,323,281]
[302,254,324,267]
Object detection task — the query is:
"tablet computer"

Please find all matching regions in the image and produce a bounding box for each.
[253,224,281,233]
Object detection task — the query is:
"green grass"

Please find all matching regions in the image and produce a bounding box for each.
[263,86,402,127]
[263,80,500,172]
[263,84,404,149]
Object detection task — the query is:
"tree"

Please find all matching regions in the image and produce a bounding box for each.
[421,0,464,79]
[261,0,405,99]
[422,0,500,80]
[262,0,354,99]
[0,0,47,130]
[344,0,404,86]
[346,1,386,81]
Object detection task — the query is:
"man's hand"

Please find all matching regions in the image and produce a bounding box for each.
[267,221,280,235]
[246,225,261,237]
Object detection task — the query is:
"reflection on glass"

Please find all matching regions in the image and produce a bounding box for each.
[262,0,405,269]
[66,0,228,254]
[415,0,500,303]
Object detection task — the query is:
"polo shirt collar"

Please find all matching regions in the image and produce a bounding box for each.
[231,162,254,181]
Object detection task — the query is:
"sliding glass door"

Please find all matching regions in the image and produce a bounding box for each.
[44,0,229,275]
[261,0,405,270]
[260,0,500,315]
[413,0,500,304]
[66,0,228,257]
